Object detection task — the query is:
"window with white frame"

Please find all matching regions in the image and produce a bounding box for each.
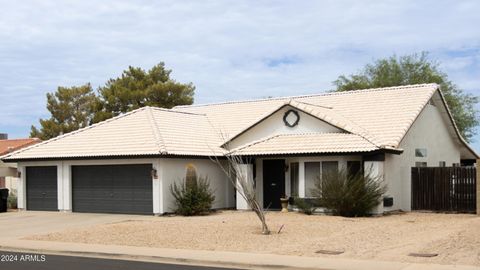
[304,161,339,197]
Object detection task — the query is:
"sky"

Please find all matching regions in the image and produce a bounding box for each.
[0,1,479,150]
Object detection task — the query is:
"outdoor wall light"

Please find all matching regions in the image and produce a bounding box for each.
[151,168,158,179]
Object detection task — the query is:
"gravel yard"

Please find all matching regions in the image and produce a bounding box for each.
[27,211,480,266]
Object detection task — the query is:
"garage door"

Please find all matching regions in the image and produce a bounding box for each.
[72,164,153,214]
[26,166,58,211]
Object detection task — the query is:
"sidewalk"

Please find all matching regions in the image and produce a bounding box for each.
[1,239,479,270]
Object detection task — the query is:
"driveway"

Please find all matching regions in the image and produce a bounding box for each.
[0,211,151,240]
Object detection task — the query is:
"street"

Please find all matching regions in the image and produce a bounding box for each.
[0,251,242,270]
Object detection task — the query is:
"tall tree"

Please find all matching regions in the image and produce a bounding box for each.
[334,52,479,141]
[94,62,195,122]
[30,84,98,140]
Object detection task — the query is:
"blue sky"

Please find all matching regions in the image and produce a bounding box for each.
[0,1,479,150]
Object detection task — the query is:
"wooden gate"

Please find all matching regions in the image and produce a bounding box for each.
[411,167,476,213]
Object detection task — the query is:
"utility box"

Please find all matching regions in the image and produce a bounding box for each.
[0,188,8,212]
[383,196,394,207]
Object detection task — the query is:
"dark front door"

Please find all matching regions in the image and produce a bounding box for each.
[26,166,58,211]
[263,159,285,209]
[72,164,153,214]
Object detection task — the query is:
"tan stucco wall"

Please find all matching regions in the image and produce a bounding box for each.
[160,158,235,213]
[384,102,461,211]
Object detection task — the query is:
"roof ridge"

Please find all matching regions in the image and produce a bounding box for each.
[146,107,167,154]
[228,134,281,154]
[292,100,333,109]
[0,107,150,159]
[276,132,359,136]
[148,106,206,116]
[176,83,439,109]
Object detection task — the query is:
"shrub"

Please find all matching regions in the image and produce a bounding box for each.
[312,167,386,217]
[7,193,17,209]
[293,197,318,215]
[170,176,215,216]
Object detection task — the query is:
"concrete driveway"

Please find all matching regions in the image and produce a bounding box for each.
[0,211,152,240]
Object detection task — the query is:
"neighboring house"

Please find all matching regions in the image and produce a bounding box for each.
[1,84,477,215]
[0,137,41,194]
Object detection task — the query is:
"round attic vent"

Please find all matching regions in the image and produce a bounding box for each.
[283,109,300,127]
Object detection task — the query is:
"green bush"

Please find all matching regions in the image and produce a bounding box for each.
[293,197,318,215]
[312,168,386,217]
[7,193,17,209]
[170,176,215,216]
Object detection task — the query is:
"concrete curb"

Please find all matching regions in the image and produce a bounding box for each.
[1,240,479,270]
[0,245,266,270]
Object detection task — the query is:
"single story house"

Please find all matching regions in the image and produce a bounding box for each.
[0,137,41,194]
[1,83,477,215]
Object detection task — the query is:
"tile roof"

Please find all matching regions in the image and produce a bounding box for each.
[229,133,379,156]
[177,84,439,148]
[0,138,41,156]
[3,83,472,160]
[1,107,224,160]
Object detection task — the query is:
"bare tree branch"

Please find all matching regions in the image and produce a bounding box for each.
[208,131,270,235]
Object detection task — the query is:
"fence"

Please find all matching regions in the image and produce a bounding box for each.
[411,167,476,213]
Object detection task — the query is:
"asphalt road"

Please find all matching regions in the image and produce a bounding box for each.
[0,251,242,270]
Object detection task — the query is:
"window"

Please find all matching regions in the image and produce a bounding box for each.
[322,161,339,179]
[305,162,320,197]
[290,163,299,197]
[304,161,339,197]
[185,164,197,187]
[415,162,427,167]
[439,161,446,167]
[415,148,427,158]
[347,161,362,178]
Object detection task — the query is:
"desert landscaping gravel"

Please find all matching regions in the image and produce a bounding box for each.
[27,211,480,266]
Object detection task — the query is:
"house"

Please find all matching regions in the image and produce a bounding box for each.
[0,136,41,194]
[1,84,477,215]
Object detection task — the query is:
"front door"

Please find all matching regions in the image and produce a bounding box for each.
[263,159,285,209]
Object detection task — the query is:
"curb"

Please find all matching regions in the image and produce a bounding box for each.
[0,245,300,270]
[2,243,479,270]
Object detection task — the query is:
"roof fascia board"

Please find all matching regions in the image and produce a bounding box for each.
[435,87,479,158]
[233,149,403,158]
[2,154,227,163]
